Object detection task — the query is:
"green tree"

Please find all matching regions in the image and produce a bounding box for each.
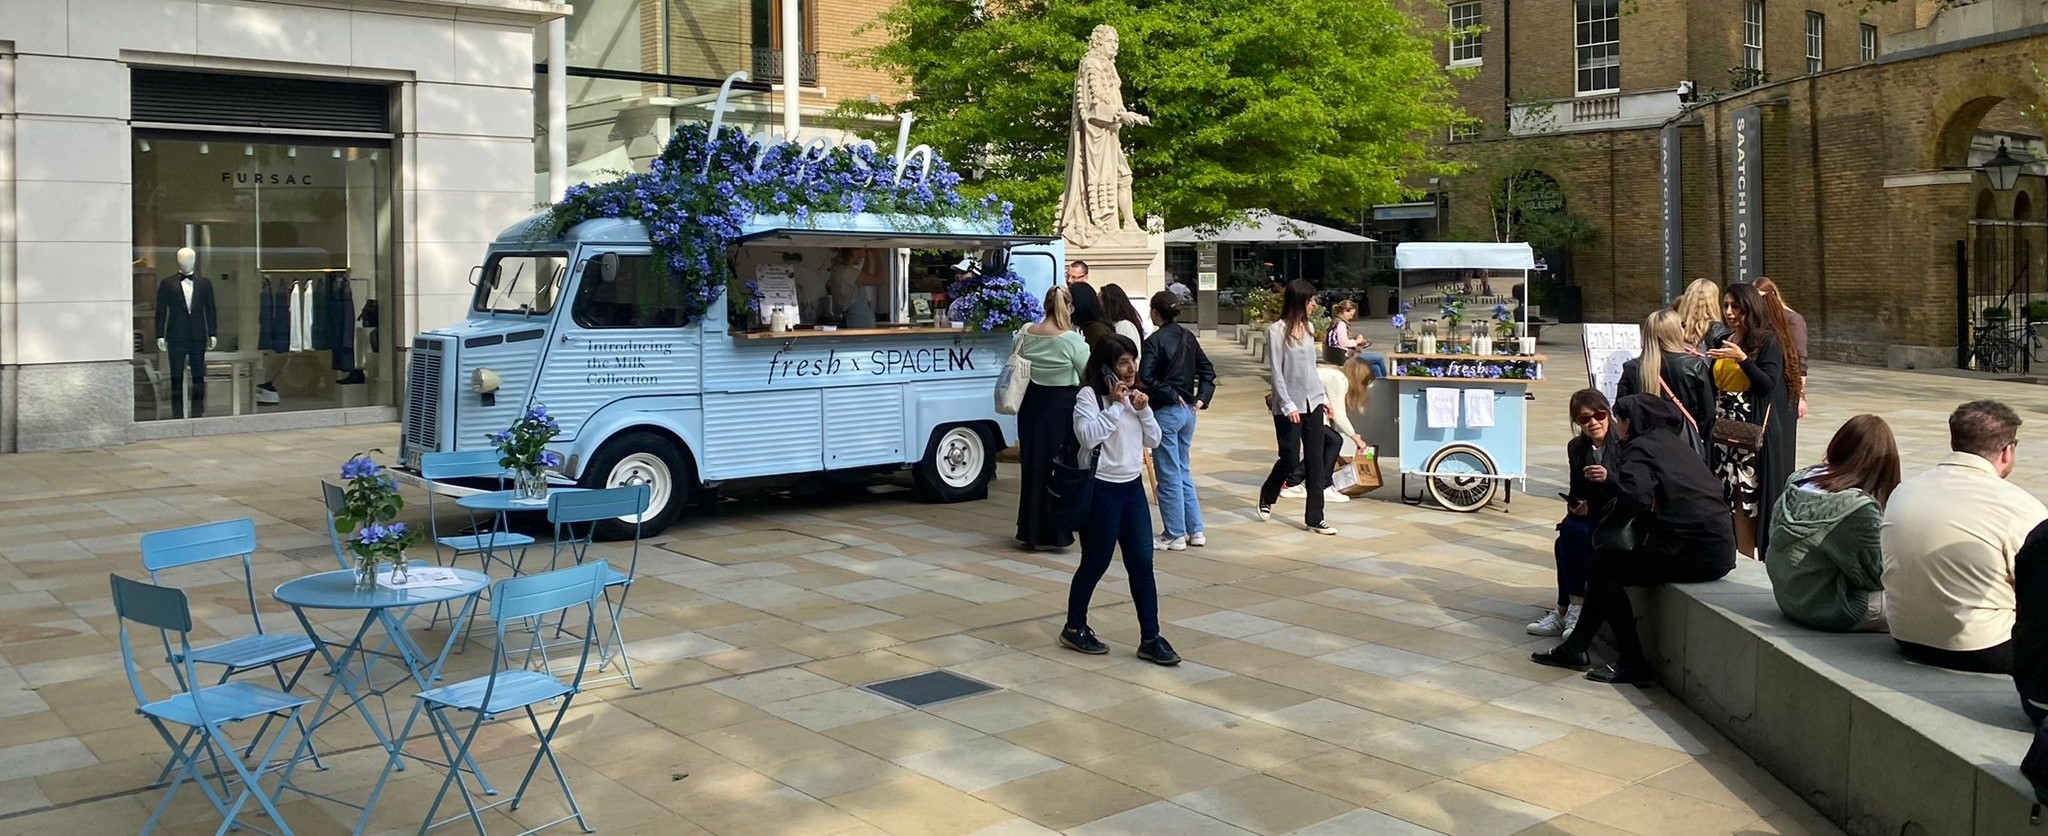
[848,0,1465,232]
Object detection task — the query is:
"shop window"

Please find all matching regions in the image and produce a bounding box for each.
[1742,0,1765,73]
[572,254,691,328]
[1574,0,1620,95]
[131,136,394,421]
[1805,12,1824,74]
[1449,2,1483,66]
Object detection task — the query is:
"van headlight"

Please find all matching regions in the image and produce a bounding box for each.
[473,368,501,406]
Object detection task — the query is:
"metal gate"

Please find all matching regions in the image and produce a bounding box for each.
[1962,219,2048,373]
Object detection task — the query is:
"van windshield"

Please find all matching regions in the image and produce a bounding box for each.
[475,253,565,315]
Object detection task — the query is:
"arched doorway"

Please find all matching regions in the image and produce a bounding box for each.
[1947,96,2048,372]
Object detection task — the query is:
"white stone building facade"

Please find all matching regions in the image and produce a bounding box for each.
[0,0,564,451]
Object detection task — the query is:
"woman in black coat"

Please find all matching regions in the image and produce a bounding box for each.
[1617,309,1714,444]
[1708,283,1796,560]
[1532,394,1736,684]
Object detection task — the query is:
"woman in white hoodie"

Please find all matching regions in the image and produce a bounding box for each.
[1059,333,1178,666]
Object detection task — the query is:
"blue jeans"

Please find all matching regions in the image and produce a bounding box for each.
[1069,479,1161,639]
[1153,403,1203,539]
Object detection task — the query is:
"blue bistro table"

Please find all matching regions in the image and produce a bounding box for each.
[454,488,589,575]
[269,567,493,817]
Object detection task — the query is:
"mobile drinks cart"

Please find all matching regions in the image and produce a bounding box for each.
[1385,242,1546,512]
[397,116,1059,537]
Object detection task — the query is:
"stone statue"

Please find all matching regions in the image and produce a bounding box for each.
[1056,25,1149,249]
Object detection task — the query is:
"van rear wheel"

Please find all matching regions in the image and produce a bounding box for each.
[581,431,689,539]
[914,424,994,502]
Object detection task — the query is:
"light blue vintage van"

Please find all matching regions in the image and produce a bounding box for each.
[397,211,1061,537]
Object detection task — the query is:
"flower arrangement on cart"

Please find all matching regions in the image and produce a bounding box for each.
[541,122,1016,330]
[490,404,564,501]
[335,453,421,590]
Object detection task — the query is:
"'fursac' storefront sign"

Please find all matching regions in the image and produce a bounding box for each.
[1660,123,1683,303]
[1731,106,1762,285]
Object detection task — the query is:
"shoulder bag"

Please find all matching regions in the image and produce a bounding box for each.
[1657,378,1710,460]
[1712,402,1772,453]
[1045,391,1100,532]
[1591,503,1645,555]
[994,333,1033,415]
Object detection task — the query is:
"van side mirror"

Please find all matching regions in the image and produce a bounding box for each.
[599,252,620,283]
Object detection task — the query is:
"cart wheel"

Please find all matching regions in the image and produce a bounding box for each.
[1424,443,1498,513]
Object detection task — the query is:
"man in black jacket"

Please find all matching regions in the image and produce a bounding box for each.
[1138,291,1216,549]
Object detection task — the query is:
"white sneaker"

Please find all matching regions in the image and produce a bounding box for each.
[1281,484,1307,499]
[1188,532,1206,548]
[1526,604,1583,637]
[1324,488,1350,503]
[1526,609,1567,636]
[255,388,280,405]
[1155,535,1188,552]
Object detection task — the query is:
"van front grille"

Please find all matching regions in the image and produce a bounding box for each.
[404,342,444,453]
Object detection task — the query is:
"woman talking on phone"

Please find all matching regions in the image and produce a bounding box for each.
[1061,334,1178,665]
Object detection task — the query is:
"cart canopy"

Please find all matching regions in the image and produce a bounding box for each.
[1394,241,1535,272]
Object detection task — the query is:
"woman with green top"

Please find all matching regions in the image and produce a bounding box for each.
[1015,285,1093,550]
[1766,414,1899,632]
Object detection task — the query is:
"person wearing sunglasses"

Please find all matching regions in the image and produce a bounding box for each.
[1530,389,1619,637]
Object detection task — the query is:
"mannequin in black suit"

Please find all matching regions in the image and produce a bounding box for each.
[155,247,218,418]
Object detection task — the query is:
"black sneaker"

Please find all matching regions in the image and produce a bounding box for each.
[1530,647,1590,671]
[1059,625,1108,655]
[1136,635,1181,666]
[1586,663,1656,686]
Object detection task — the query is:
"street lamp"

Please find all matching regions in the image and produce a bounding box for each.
[1983,139,2026,191]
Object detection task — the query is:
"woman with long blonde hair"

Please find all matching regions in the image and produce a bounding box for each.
[1013,284,1091,550]
[1675,279,1729,351]
[1618,309,1715,444]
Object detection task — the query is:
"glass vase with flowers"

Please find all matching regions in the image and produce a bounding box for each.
[491,405,564,501]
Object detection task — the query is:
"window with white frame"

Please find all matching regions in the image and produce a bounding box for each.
[1449,2,1483,65]
[1805,12,1824,74]
[1743,0,1765,72]
[1861,24,1877,61]
[1450,120,1480,142]
[1574,0,1620,94]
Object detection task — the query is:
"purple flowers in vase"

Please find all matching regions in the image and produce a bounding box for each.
[493,405,564,500]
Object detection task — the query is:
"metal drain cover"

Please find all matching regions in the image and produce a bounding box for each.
[280,545,336,564]
[861,670,998,708]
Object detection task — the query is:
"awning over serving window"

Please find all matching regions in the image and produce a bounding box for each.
[737,228,1059,251]
[1393,241,1536,272]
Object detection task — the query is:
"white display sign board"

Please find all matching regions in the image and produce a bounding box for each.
[754,265,800,322]
[1582,323,1641,401]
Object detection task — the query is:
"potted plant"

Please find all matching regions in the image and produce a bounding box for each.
[492,405,564,501]
[1984,305,2013,324]
[334,453,420,589]
[2027,300,2048,322]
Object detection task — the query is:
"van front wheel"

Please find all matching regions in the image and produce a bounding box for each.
[581,431,690,539]
[914,424,993,503]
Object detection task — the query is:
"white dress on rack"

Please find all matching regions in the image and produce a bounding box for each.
[289,283,309,351]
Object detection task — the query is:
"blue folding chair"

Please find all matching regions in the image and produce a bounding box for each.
[114,574,312,836]
[140,519,323,789]
[545,485,649,689]
[421,450,537,580]
[359,562,609,836]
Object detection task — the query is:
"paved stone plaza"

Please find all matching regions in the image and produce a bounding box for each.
[2,324,2044,835]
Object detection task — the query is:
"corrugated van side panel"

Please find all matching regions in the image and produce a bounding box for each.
[824,386,908,469]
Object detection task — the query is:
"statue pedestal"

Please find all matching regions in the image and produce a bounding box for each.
[1067,230,1165,304]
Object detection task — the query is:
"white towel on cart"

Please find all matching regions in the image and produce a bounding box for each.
[1463,388,1495,428]
[1426,388,1459,429]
